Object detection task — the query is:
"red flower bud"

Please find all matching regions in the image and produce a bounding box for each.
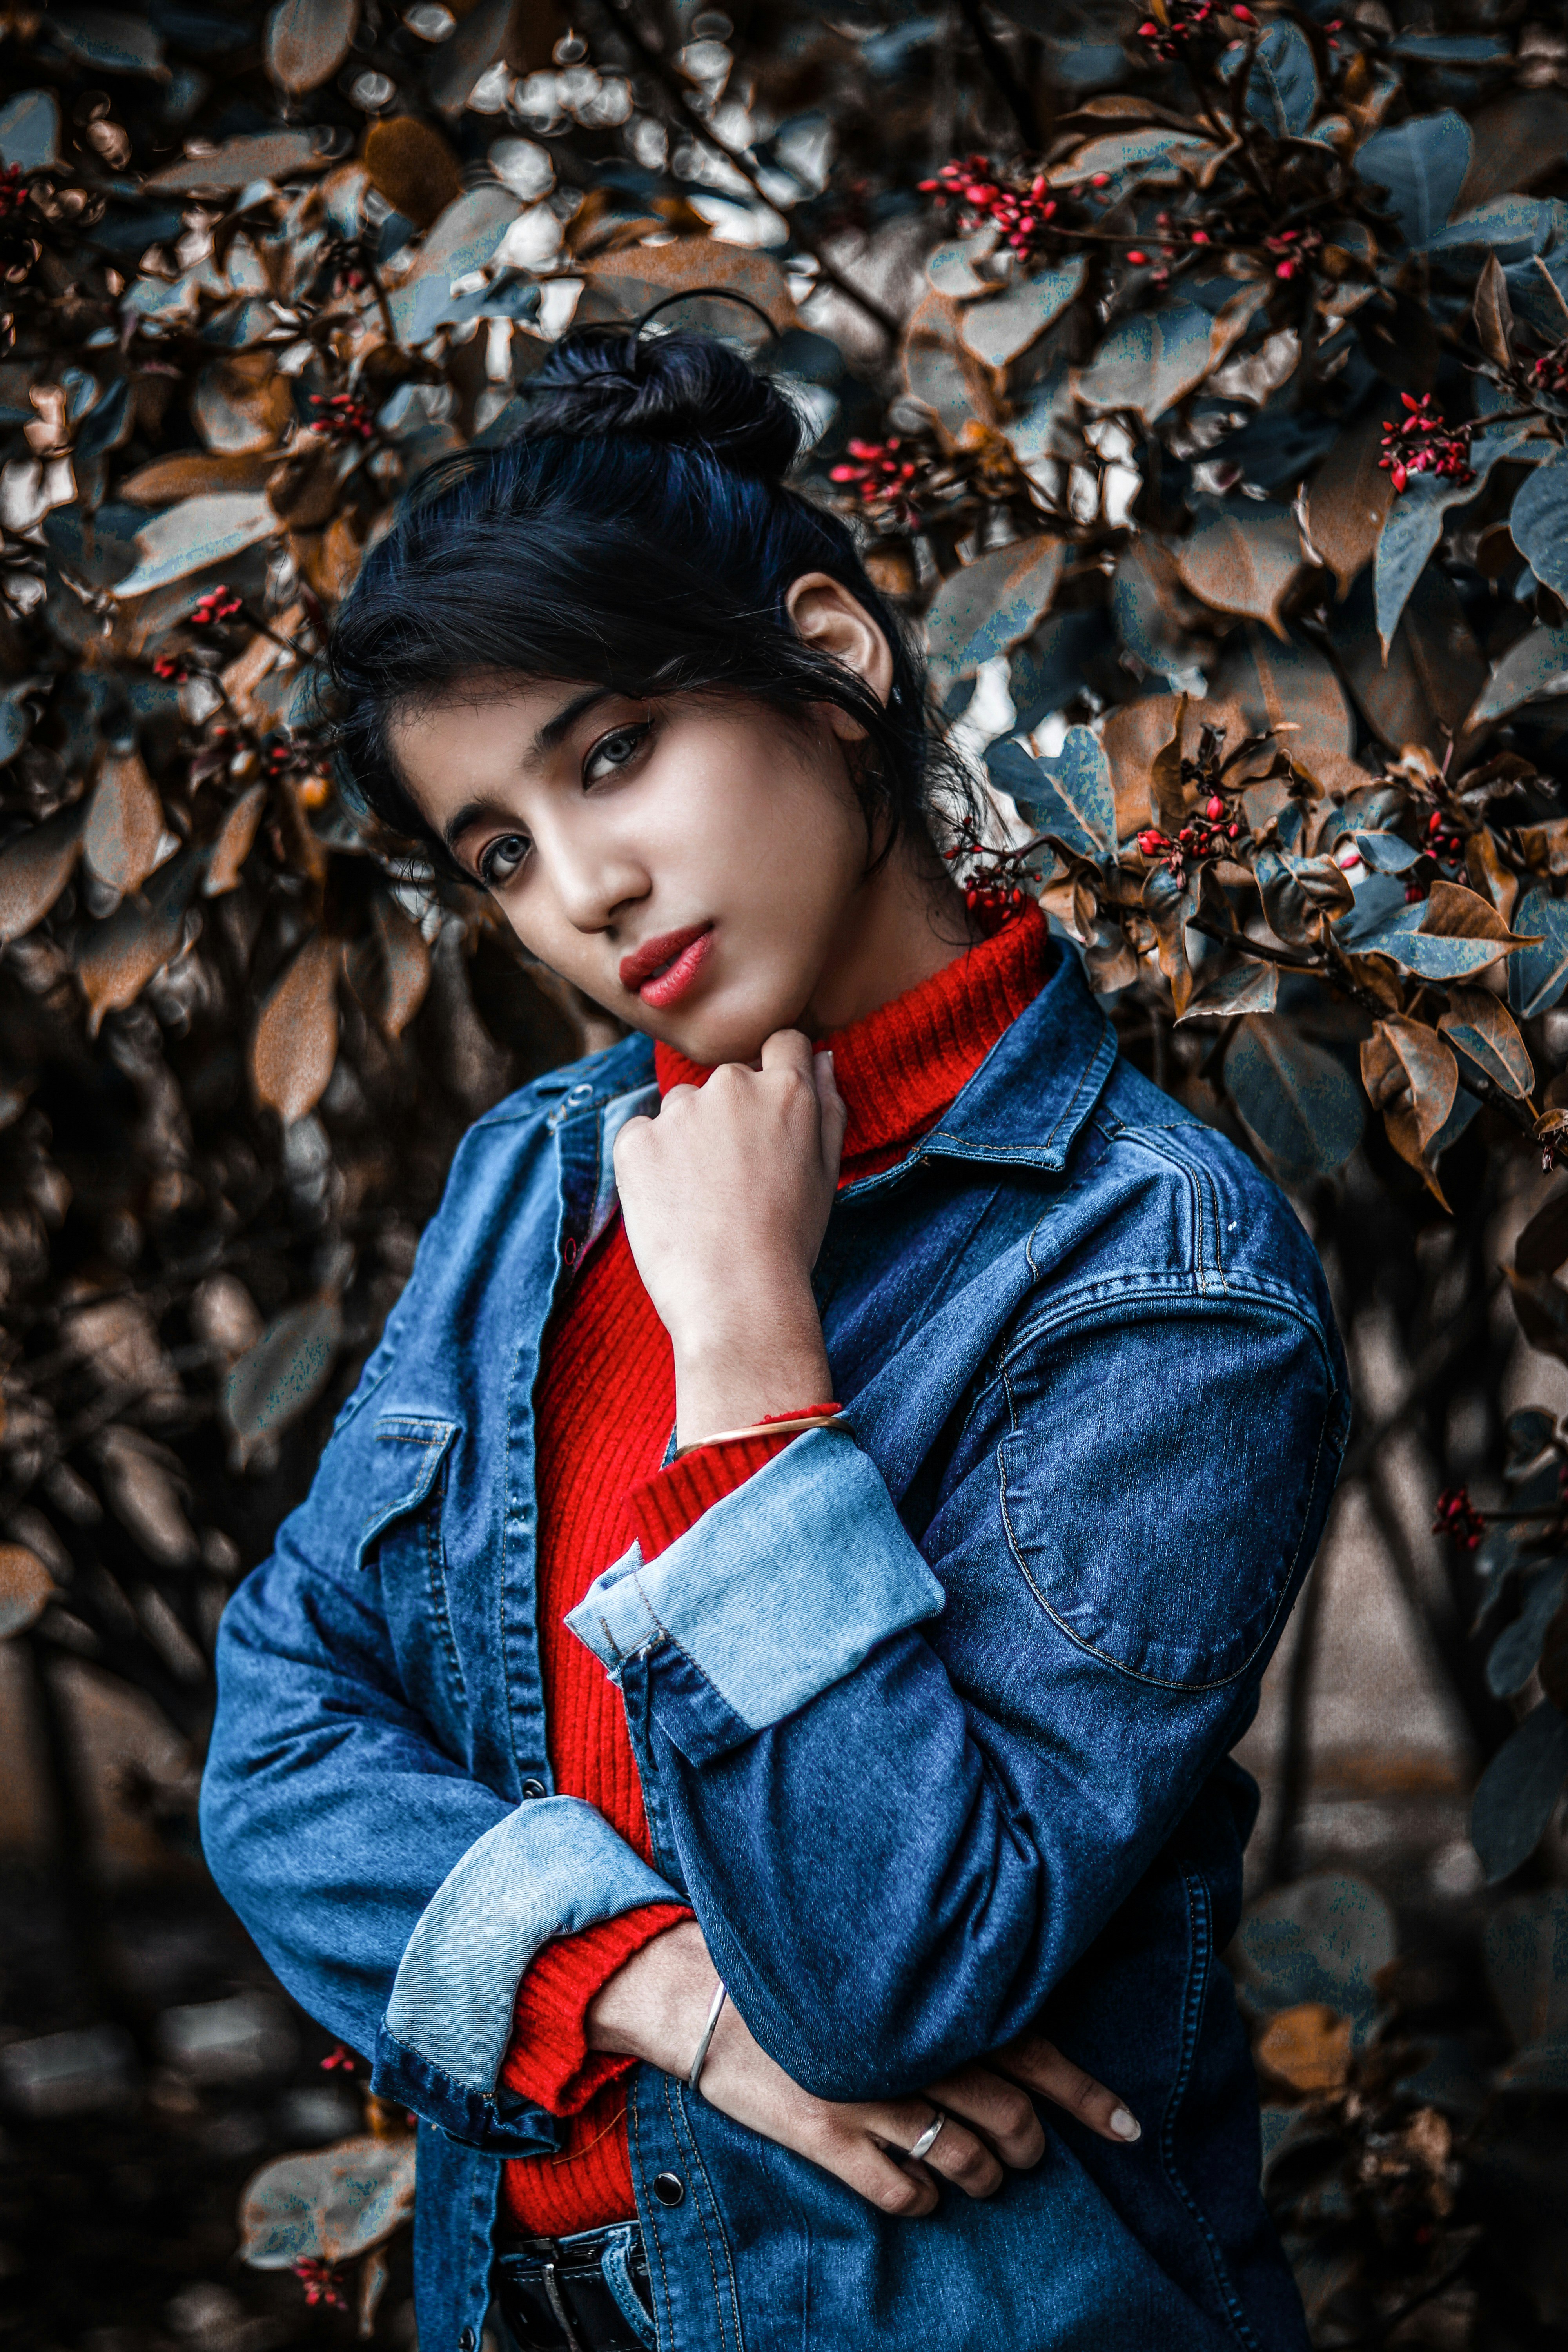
[1205,795,1224,821]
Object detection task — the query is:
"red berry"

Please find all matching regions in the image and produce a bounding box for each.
[1091,172,1111,188]
[1127,250,1147,266]
[1205,795,1224,821]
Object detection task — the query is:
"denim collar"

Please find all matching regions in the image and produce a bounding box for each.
[517,938,1116,1215]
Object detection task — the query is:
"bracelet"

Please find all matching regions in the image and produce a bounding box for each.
[672,1405,847,1463]
[688,1981,728,2097]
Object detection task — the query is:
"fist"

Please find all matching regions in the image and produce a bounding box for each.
[613,1032,847,1444]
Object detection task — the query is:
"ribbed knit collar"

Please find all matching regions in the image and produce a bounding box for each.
[653,899,1054,1181]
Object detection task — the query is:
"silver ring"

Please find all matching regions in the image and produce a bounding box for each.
[907,2112,946,2163]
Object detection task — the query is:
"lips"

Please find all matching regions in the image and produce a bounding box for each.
[618,923,714,1008]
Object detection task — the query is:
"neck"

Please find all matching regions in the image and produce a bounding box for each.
[797,831,976,1036]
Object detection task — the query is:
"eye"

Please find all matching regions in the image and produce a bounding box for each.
[583,720,651,785]
[478,832,530,889]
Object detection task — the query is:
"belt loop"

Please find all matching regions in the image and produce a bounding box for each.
[541,2255,587,2352]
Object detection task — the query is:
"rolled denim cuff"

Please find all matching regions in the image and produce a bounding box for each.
[377,1795,678,2125]
[566,1430,944,1753]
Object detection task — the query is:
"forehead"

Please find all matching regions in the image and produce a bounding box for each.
[387,675,603,796]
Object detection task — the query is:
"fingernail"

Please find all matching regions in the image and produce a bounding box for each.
[1109,2107,1141,2143]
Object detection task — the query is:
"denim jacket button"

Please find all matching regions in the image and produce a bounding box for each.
[519,1777,547,1800]
[652,2170,685,2207]
[459,2328,477,2351]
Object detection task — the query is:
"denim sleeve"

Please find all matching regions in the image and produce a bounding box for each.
[569,1299,1346,2102]
[200,1355,674,2155]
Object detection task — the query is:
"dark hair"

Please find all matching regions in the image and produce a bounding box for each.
[324,329,956,873]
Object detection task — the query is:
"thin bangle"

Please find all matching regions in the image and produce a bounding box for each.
[688,1981,728,2097]
[672,1408,849,1463]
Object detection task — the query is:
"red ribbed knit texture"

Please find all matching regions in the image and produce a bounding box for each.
[499,902,1051,2239]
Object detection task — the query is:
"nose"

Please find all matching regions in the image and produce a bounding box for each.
[545,821,647,935]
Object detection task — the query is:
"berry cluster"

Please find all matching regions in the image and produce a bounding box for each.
[1379,394,1474,494]
[828,436,924,526]
[0,164,27,221]
[266,731,334,810]
[1432,1486,1486,1550]
[308,390,374,441]
[918,155,1062,260]
[152,652,185,682]
[293,2259,347,2311]
[942,842,1042,917]
[1135,1,1260,60]
[1137,793,1244,878]
[1264,225,1321,282]
[1529,342,1568,396]
[190,584,242,628]
[320,2042,355,2072]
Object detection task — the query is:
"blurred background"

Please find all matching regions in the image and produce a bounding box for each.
[2,0,1568,2346]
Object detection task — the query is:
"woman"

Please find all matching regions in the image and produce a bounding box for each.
[202,331,1348,2352]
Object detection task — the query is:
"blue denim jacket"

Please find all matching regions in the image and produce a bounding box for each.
[202,942,1349,2352]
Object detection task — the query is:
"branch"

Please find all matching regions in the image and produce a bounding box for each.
[593,0,902,341]
[952,0,1040,150]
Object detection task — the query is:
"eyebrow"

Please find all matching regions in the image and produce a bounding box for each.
[439,686,617,855]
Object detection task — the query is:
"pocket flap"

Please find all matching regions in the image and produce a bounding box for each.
[355,1413,460,1568]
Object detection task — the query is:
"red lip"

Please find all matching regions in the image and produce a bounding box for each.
[619,923,712,997]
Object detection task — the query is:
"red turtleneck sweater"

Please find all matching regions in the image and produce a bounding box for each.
[499,903,1051,2239]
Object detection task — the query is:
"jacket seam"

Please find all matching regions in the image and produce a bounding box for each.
[1132,1127,1229,1290]
[995,1369,1340,1693]
[1004,1281,1336,1390]
[1161,1870,1263,2352]
[630,2088,675,2347]
[661,2073,746,2352]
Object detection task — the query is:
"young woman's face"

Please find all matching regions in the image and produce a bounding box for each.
[389,576,920,1065]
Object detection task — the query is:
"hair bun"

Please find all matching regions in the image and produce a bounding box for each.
[520,328,801,484]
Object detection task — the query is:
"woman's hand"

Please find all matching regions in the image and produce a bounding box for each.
[612,1032,846,1446]
[586,1922,1140,2220]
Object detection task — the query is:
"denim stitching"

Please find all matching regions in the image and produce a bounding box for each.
[996,1385,1339,1692]
[1161,1871,1263,2351]
[661,2075,746,2352]
[630,2083,675,2348]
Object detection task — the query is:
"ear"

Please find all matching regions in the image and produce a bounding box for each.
[784,572,894,740]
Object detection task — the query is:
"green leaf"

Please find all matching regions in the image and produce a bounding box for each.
[239,2134,416,2267]
[1220,21,1318,138]
[1438,987,1534,1097]
[1510,443,1568,603]
[924,535,1064,693]
[927,233,995,299]
[989,726,1114,860]
[0,88,60,171]
[1223,1018,1364,1179]
[1353,831,1421,873]
[1235,1873,1395,2038]
[265,0,358,97]
[1426,197,1563,263]
[1508,889,1568,1018]
[1469,626,1568,726]
[45,2,164,74]
[221,1294,343,1469]
[1177,955,1279,1022]
[109,492,279,601]
[1487,1567,1568,1698]
[145,130,328,194]
[1355,111,1473,247]
[959,257,1085,370]
[1484,1890,1568,2050]
[1472,1701,1568,1883]
[1353,925,1513,981]
[1072,296,1254,424]
[1375,422,1537,658]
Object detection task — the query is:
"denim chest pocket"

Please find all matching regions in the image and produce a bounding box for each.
[996,1322,1336,1693]
[358,1412,467,1719]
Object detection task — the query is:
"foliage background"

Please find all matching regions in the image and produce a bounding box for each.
[3,0,1568,2344]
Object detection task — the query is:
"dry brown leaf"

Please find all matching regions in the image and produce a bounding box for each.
[1169,512,1302,639]
[121,450,279,506]
[83,752,163,895]
[204,785,267,897]
[1439,987,1534,1099]
[363,116,464,230]
[251,934,341,1126]
[1362,1014,1459,1201]
[1304,409,1394,602]
[0,805,83,944]
[1256,2002,1352,2094]
[0,1545,53,1639]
